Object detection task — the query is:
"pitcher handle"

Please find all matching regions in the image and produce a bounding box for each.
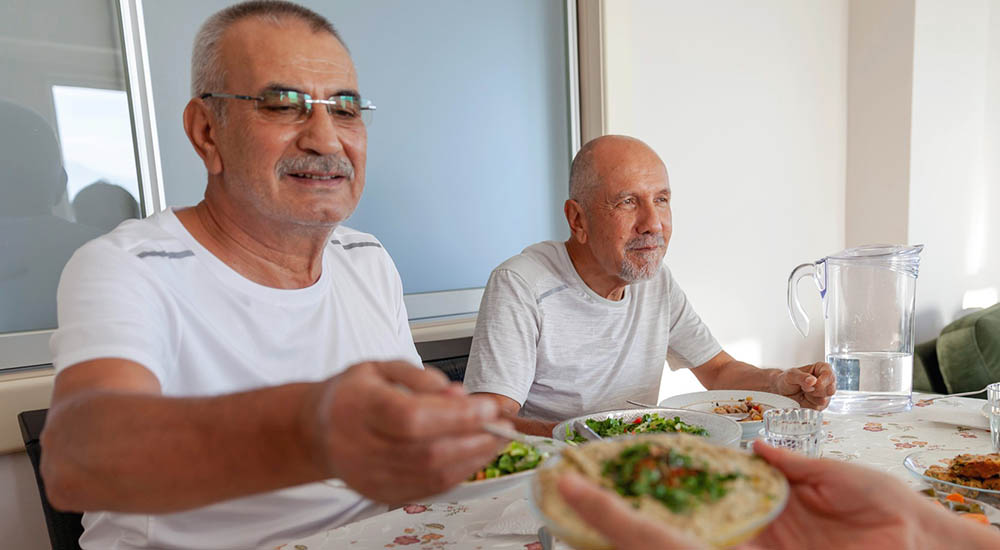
[787,261,824,338]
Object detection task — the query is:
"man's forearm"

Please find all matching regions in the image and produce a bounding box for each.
[508,415,558,437]
[697,360,781,393]
[41,382,327,514]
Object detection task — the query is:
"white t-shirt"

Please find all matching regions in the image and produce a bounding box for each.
[50,208,421,550]
[463,241,721,422]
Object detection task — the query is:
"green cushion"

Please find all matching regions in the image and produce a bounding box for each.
[912,337,945,394]
[937,303,1000,395]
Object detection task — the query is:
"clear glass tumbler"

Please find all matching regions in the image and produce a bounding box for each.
[762,408,823,457]
[989,383,1000,452]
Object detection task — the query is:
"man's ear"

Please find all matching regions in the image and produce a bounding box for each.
[564,199,588,245]
[183,99,224,175]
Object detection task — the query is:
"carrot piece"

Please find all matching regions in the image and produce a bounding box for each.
[961,513,989,525]
[945,493,965,503]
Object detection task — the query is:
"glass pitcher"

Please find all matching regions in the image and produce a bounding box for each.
[787,244,923,414]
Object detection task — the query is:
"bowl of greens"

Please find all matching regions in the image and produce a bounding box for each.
[552,408,741,448]
[426,436,567,503]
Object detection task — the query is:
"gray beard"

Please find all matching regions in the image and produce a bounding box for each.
[620,250,663,282]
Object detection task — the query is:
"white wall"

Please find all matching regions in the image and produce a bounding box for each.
[845,0,914,248]
[0,452,49,550]
[601,1,848,398]
[908,0,1000,342]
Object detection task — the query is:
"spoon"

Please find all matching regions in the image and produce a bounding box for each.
[919,386,993,404]
[626,399,657,408]
[481,422,535,445]
[573,420,603,442]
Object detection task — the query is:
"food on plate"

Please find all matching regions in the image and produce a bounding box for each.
[535,433,787,548]
[950,453,1000,479]
[565,413,709,444]
[713,396,767,422]
[919,488,1000,528]
[470,441,546,481]
[924,453,1000,491]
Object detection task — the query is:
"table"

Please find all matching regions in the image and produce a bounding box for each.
[278,394,993,550]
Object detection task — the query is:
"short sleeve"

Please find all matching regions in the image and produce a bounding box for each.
[463,269,539,405]
[664,268,722,370]
[49,240,177,385]
[386,253,422,368]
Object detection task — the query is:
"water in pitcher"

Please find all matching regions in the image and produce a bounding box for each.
[826,351,913,413]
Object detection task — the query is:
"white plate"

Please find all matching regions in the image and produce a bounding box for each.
[659,390,799,440]
[321,437,566,503]
[551,407,742,448]
[982,402,991,419]
[424,436,566,503]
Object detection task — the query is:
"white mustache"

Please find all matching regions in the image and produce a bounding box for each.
[277,155,354,179]
[625,235,666,250]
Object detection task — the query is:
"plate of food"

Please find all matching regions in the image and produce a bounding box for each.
[551,408,741,448]
[918,487,1000,530]
[904,450,1000,504]
[321,436,565,502]
[658,391,800,440]
[530,433,789,548]
[427,436,566,503]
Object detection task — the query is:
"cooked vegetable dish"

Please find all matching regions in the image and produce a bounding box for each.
[470,441,546,481]
[713,397,766,422]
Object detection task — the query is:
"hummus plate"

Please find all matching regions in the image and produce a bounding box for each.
[530,433,788,549]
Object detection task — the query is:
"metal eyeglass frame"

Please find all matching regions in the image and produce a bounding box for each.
[199,91,376,122]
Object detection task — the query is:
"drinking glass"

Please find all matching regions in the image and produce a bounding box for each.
[762,408,823,457]
[989,383,1000,452]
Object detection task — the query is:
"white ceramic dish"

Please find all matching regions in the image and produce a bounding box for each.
[424,436,566,503]
[659,390,799,441]
[322,437,566,503]
[551,407,742,448]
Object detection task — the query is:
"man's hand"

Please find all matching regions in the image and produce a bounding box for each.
[308,361,508,504]
[557,472,705,549]
[747,441,1000,549]
[773,362,836,409]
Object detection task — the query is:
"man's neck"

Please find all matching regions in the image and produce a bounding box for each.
[175,201,333,289]
[564,240,628,301]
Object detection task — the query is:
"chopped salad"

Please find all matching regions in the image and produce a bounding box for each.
[566,413,709,444]
[470,441,546,481]
[603,442,742,513]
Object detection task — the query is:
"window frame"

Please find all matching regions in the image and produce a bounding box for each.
[0,0,583,370]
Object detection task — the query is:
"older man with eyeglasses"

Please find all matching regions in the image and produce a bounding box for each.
[41,2,506,549]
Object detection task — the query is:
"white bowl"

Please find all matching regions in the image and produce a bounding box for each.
[423,436,566,503]
[551,407,742,448]
[659,390,800,441]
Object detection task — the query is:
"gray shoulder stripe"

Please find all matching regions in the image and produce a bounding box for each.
[537,284,569,304]
[330,239,382,250]
[136,250,195,259]
[341,241,382,250]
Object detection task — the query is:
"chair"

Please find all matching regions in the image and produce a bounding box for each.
[416,336,472,382]
[18,409,84,550]
[912,303,1000,395]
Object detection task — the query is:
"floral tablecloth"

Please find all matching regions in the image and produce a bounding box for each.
[278,394,993,550]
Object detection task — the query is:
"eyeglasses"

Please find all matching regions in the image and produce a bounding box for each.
[200,90,375,126]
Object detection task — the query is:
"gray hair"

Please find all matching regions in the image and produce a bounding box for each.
[191,1,345,116]
[568,139,602,205]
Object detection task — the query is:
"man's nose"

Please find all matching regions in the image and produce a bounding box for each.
[635,200,660,234]
[297,107,348,156]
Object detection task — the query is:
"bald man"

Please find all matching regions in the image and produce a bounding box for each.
[463,135,836,436]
